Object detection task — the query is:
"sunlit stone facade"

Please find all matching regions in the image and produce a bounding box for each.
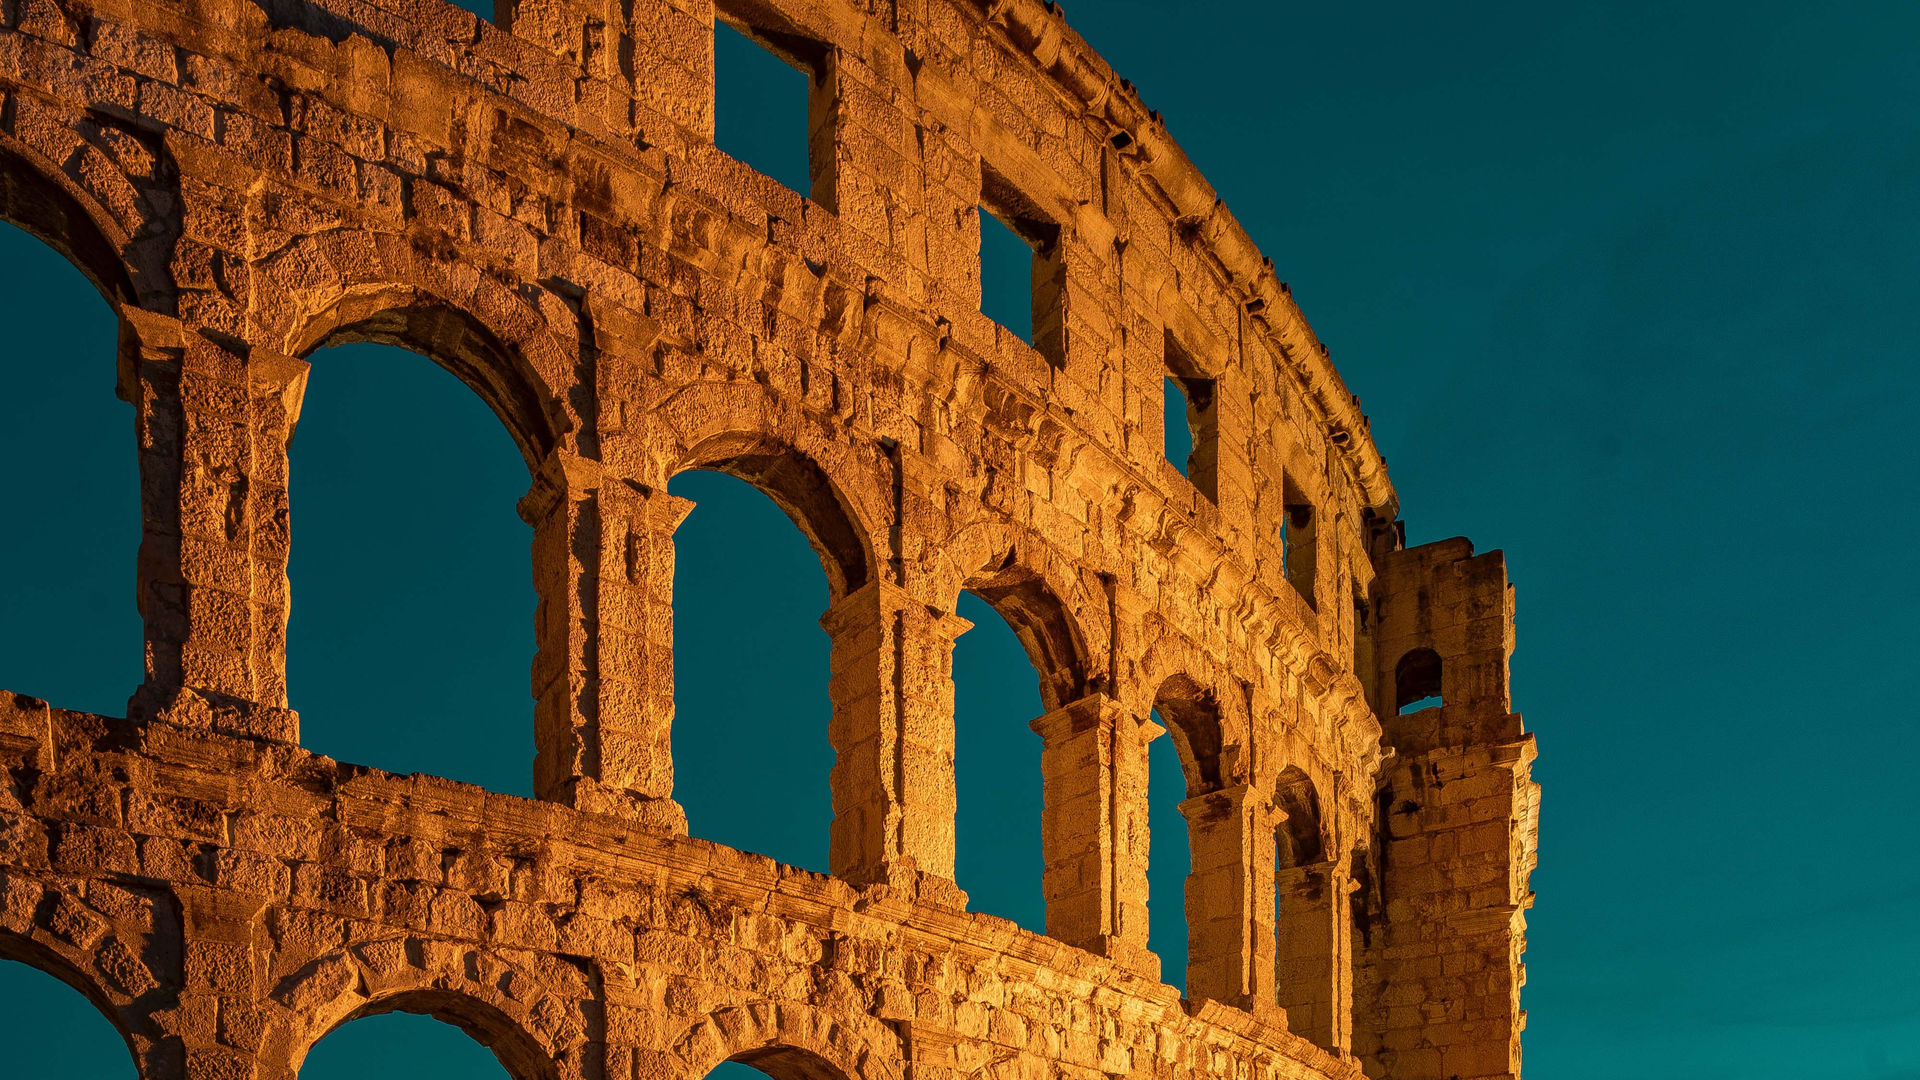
[0,0,1538,1076]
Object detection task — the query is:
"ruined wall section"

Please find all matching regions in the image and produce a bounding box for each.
[0,0,1535,1074]
[1352,540,1540,1080]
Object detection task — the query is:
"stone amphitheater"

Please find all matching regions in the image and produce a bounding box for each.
[0,0,1540,1076]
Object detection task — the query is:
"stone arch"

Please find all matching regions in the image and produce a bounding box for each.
[0,926,148,1072]
[293,989,559,1080]
[1269,764,1348,1054]
[1272,765,1328,868]
[273,946,579,1080]
[1393,647,1443,712]
[0,140,148,711]
[0,138,138,308]
[656,383,882,602]
[671,1002,903,1080]
[287,282,570,470]
[1151,672,1226,798]
[938,523,1099,713]
[0,97,175,312]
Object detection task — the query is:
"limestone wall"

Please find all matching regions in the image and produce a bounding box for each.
[0,0,1538,1075]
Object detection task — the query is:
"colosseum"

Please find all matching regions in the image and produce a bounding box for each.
[0,0,1540,1076]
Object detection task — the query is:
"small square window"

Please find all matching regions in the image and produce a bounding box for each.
[1164,376,1194,473]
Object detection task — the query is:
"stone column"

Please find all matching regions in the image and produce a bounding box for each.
[1275,857,1353,1054]
[123,309,305,743]
[1029,693,1159,976]
[1180,783,1277,1012]
[820,580,967,897]
[520,449,690,831]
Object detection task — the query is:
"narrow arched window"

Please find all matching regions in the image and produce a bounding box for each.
[953,562,1090,938]
[1146,706,1191,992]
[700,1044,855,1080]
[953,591,1047,933]
[1394,647,1443,714]
[1150,676,1226,995]
[664,434,871,879]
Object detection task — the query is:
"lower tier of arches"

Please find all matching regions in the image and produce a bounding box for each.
[0,701,1365,1080]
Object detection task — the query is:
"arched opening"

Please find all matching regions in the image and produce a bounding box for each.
[648,430,881,878]
[292,294,559,470]
[0,143,139,305]
[951,591,1047,933]
[0,166,140,715]
[1146,708,1190,991]
[1395,647,1443,714]
[669,467,837,872]
[1273,766,1343,1052]
[286,337,534,794]
[298,991,552,1080]
[700,1045,854,1080]
[962,561,1087,716]
[1154,675,1225,798]
[1149,675,1227,996]
[951,555,1090,934]
[0,952,137,1079]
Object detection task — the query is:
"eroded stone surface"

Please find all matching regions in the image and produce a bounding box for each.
[0,0,1538,1077]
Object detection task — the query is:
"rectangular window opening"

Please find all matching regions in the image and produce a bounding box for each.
[713,18,824,202]
[979,208,1036,343]
[979,172,1065,366]
[1281,474,1318,608]
[1164,333,1218,502]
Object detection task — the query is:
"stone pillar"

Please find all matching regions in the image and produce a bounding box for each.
[520,449,690,831]
[820,580,967,896]
[1275,857,1353,1054]
[1180,783,1277,1012]
[124,309,304,743]
[1028,693,1159,976]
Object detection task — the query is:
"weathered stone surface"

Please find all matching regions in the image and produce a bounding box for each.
[0,0,1538,1077]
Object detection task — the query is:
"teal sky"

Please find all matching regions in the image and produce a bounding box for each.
[4,1,1919,1077]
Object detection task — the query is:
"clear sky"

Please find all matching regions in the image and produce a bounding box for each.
[3,1,1918,1078]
